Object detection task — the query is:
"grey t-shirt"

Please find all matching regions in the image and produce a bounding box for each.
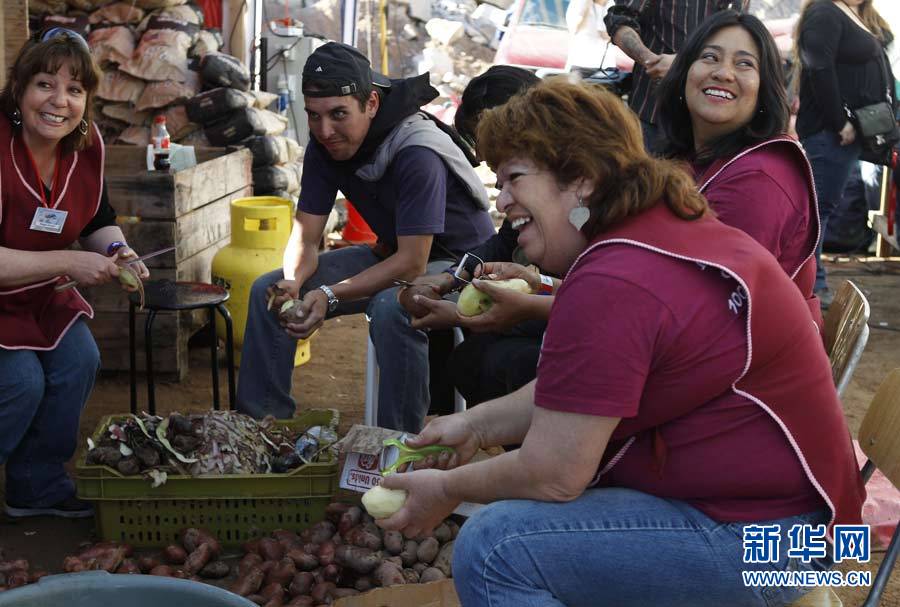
[299,138,495,259]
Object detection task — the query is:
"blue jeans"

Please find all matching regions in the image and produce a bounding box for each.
[453,488,832,607]
[235,245,453,430]
[801,130,862,291]
[0,319,99,507]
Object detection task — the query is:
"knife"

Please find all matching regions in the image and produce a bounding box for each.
[54,246,175,291]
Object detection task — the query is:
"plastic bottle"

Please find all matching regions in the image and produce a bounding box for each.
[277,76,290,116]
[151,115,171,171]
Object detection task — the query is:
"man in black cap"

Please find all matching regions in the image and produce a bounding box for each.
[235,42,495,431]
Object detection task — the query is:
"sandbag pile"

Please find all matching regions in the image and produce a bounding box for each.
[29,0,284,147]
[245,134,304,199]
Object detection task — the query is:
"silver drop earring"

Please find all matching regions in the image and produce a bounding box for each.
[568,194,590,230]
[79,119,88,135]
[10,108,22,127]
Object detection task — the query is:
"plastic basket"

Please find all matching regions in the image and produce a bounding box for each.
[74,409,339,548]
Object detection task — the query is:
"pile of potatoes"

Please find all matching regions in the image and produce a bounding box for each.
[61,529,225,580]
[230,502,458,606]
[0,550,49,592]
[0,500,459,604]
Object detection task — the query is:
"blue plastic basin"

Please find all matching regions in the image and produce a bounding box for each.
[0,571,255,606]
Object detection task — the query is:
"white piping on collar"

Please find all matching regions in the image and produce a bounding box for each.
[698,137,821,282]
[9,134,43,207]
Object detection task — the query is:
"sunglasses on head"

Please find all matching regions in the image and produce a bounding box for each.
[39,27,90,53]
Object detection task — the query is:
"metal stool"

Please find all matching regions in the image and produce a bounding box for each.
[129,280,236,415]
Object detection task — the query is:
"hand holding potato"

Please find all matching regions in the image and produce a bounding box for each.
[456,278,541,333]
[266,279,300,311]
[475,261,542,293]
[375,469,459,539]
[113,247,150,280]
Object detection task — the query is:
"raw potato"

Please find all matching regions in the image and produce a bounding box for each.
[184,543,213,574]
[198,560,230,579]
[238,553,264,576]
[433,540,454,577]
[399,540,419,568]
[182,528,221,557]
[334,545,380,575]
[416,537,439,564]
[433,522,452,544]
[231,566,265,596]
[373,561,405,587]
[383,530,404,555]
[279,299,304,324]
[456,278,532,316]
[289,571,314,596]
[419,567,446,583]
[361,484,407,519]
[286,548,318,571]
[163,544,188,565]
[258,537,285,562]
[338,506,362,535]
[116,559,141,574]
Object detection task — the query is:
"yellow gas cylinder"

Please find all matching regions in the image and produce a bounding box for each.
[212,196,311,367]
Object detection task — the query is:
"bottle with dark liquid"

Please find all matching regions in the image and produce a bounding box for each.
[151,115,171,171]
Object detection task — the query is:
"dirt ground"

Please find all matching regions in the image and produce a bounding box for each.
[2,256,900,606]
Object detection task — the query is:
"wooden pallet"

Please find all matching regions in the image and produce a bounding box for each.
[80,146,252,379]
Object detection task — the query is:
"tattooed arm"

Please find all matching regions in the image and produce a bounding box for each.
[612,25,657,67]
[604,2,657,67]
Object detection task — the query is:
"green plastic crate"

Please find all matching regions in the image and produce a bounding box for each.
[74,409,339,548]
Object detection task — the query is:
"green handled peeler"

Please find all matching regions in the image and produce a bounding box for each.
[379,434,455,475]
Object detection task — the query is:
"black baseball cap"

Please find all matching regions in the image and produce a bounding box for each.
[302,42,391,98]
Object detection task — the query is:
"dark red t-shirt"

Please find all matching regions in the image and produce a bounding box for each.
[535,244,825,522]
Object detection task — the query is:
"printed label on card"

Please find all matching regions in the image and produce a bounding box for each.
[30,207,68,234]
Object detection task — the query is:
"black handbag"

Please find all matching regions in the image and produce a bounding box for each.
[850,52,899,166]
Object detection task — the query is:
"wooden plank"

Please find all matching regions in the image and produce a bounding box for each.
[1,1,28,90]
[113,186,249,268]
[173,148,252,217]
[105,147,251,220]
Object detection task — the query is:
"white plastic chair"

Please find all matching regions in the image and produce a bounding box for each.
[364,327,467,427]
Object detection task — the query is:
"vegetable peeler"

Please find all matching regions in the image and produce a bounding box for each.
[378,434,455,475]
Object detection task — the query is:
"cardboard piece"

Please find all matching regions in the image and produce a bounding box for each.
[333,579,461,607]
[336,424,487,516]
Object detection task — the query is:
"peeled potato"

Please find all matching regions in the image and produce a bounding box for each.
[456,278,532,316]
[361,485,408,519]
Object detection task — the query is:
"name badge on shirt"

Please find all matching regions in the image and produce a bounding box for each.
[30,207,68,234]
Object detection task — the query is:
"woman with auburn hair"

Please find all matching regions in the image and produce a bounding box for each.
[0,29,148,519]
[795,0,895,306]
[656,10,822,324]
[373,78,863,606]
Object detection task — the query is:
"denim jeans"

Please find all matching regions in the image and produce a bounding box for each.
[235,245,453,430]
[453,488,833,607]
[0,319,99,507]
[801,130,862,291]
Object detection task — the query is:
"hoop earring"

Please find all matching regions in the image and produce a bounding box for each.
[10,108,22,127]
[568,194,590,230]
[79,119,88,135]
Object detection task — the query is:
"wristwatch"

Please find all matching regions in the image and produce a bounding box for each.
[318,285,339,313]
